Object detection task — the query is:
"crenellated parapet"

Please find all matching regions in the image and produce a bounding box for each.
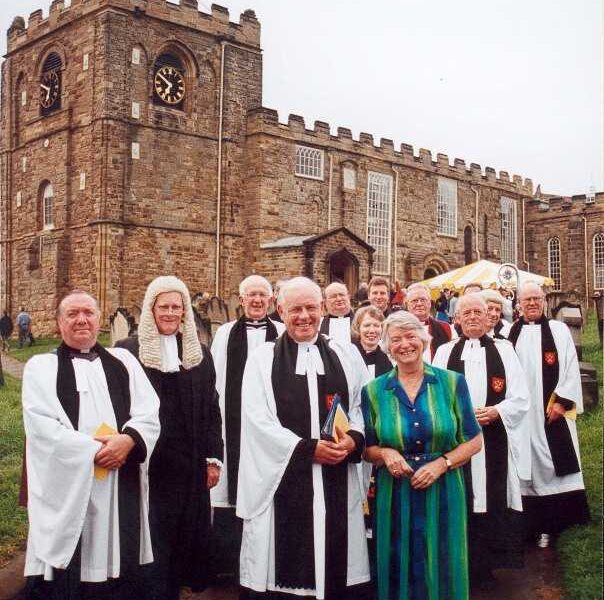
[7,0,260,54]
[246,107,534,194]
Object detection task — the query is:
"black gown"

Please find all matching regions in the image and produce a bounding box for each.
[116,335,223,600]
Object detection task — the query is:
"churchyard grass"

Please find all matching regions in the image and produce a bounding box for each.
[8,332,111,363]
[0,374,27,567]
[558,310,603,599]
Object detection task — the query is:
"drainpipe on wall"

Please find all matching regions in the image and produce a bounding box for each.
[391,165,399,282]
[522,197,529,271]
[470,185,480,261]
[327,152,333,230]
[583,215,589,306]
[215,41,226,297]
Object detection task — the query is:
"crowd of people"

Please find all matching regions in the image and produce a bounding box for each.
[18,273,590,600]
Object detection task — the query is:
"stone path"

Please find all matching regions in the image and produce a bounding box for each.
[0,352,24,379]
[183,545,562,600]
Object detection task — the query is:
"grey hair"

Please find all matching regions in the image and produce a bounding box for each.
[278,276,321,307]
[480,289,505,306]
[382,310,430,353]
[324,281,349,298]
[56,290,100,319]
[406,283,431,298]
[239,274,273,297]
[518,281,544,299]
[456,293,488,314]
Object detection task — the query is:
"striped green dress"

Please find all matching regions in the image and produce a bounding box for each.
[361,364,480,600]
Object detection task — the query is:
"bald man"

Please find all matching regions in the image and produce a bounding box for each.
[320,282,354,345]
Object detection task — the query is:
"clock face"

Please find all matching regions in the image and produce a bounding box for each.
[39,70,60,109]
[154,65,185,106]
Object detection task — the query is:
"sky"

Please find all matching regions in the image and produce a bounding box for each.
[2,0,602,196]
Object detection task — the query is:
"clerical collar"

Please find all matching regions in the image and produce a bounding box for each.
[66,344,99,361]
[246,318,268,329]
[296,334,319,347]
[327,312,352,319]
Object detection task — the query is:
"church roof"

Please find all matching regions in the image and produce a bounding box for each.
[260,235,313,248]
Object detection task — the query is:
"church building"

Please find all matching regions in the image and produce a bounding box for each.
[1,0,602,332]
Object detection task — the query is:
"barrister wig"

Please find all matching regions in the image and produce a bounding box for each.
[138,275,202,370]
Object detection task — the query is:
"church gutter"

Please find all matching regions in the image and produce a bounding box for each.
[470,184,480,261]
[215,40,226,297]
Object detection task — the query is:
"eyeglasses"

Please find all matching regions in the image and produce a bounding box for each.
[154,304,184,314]
[520,296,544,303]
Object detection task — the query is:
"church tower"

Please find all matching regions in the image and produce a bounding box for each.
[0,0,262,331]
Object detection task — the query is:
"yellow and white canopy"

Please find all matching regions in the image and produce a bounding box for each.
[419,260,554,294]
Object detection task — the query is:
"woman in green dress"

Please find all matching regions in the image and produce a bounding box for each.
[362,311,482,600]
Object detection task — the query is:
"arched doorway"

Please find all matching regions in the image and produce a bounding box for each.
[464,225,473,264]
[424,267,439,280]
[328,248,359,293]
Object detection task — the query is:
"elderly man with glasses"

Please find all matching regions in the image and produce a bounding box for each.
[210,275,285,578]
[405,283,455,363]
[508,282,589,548]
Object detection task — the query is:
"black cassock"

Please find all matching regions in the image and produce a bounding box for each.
[117,335,223,600]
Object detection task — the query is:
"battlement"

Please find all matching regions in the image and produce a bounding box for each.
[528,192,604,212]
[7,0,260,54]
[247,107,534,194]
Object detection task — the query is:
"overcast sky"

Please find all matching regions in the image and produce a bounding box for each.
[3,0,602,196]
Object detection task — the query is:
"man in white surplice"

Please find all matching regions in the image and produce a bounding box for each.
[22,290,159,599]
[507,282,590,547]
[211,275,285,577]
[433,294,530,588]
[237,277,370,600]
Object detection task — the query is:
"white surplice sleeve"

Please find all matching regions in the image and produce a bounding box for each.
[550,321,584,414]
[236,343,301,520]
[23,354,102,571]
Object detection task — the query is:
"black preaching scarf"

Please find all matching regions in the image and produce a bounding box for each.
[55,342,144,578]
[447,336,508,512]
[225,315,279,504]
[353,340,392,378]
[319,312,354,337]
[508,316,580,476]
[428,317,451,359]
[271,333,354,599]
[493,321,507,340]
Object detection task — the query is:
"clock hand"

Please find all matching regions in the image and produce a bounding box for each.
[40,83,50,93]
[157,72,172,90]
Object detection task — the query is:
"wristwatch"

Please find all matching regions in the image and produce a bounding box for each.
[441,454,452,470]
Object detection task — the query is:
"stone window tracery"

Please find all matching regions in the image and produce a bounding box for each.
[295,145,324,180]
[437,177,457,237]
[367,171,392,275]
[593,233,604,289]
[500,196,517,264]
[548,237,561,291]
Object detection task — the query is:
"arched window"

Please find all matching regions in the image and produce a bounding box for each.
[548,237,561,291]
[152,53,186,109]
[39,52,62,115]
[42,182,54,229]
[594,233,604,290]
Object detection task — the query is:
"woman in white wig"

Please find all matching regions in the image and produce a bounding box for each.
[116,276,223,600]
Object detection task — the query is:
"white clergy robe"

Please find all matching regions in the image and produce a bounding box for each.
[22,348,160,581]
[319,315,352,345]
[236,337,370,598]
[513,320,585,497]
[211,317,285,507]
[487,320,511,339]
[433,338,531,512]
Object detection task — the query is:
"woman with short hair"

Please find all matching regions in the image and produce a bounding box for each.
[362,311,482,600]
[351,305,392,378]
